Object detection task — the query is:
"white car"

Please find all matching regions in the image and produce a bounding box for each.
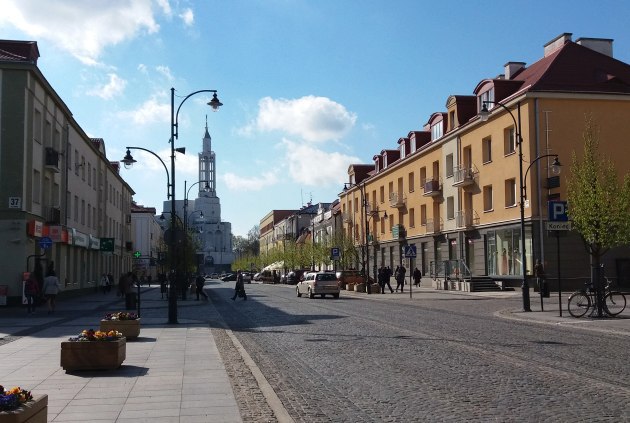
[296,272,340,299]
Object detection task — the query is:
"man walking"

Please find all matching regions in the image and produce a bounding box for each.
[413,267,422,287]
[231,270,247,301]
[195,274,208,300]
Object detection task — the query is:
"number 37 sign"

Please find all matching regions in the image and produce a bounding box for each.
[9,197,21,209]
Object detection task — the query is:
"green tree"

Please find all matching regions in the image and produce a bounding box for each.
[567,117,630,315]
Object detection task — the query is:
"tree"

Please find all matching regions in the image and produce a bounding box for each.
[567,117,630,316]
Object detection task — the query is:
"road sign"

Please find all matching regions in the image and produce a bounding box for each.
[39,236,53,249]
[330,247,340,260]
[403,245,417,258]
[548,201,568,221]
[546,221,572,231]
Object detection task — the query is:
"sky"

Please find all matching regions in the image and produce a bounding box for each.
[3,0,630,237]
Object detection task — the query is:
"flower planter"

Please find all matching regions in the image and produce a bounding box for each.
[60,338,126,371]
[100,318,140,339]
[346,283,355,291]
[355,283,366,293]
[0,394,47,423]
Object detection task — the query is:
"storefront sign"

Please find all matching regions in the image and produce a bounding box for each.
[89,235,100,250]
[72,229,89,248]
[27,220,44,237]
[47,225,63,242]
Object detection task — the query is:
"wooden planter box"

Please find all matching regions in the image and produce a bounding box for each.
[60,338,126,371]
[346,283,355,291]
[355,283,366,293]
[0,394,48,423]
[100,318,140,339]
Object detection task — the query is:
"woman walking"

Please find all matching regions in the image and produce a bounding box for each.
[42,268,61,314]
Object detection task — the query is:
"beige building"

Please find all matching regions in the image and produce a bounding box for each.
[0,40,134,304]
[340,33,630,292]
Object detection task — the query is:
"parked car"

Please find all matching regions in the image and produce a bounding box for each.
[296,271,341,299]
[253,272,263,281]
[286,270,306,285]
[210,273,219,279]
[221,273,236,282]
[336,270,364,288]
[242,272,252,283]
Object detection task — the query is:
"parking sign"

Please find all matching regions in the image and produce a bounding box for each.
[548,201,568,221]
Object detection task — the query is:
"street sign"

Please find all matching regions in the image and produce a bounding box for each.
[100,238,114,252]
[330,247,340,260]
[39,236,53,249]
[546,221,572,231]
[548,201,568,221]
[134,251,142,259]
[404,245,417,258]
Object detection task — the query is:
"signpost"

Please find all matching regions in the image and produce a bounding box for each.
[548,201,569,317]
[404,245,417,298]
[331,247,340,272]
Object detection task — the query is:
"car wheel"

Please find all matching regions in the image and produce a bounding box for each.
[308,289,314,299]
[333,293,339,299]
[296,287,301,297]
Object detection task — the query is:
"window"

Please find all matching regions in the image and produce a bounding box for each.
[401,143,406,157]
[34,110,42,144]
[409,208,415,228]
[445,154,454,178]
[478,88,495,112]
[81,199,85,225]
[431,122,443,140]
[408,172,415,192]
[74,150,79,175]
[483,185,493,212]
[87,163,92,186]
[379,186,384,203]
[410,136,416,152]
[504,127,516,155]
[87,203,91,228]
[74,195,79,222]
[388,181,393,198]
[449,111,455,130]
[446,196,454,220]
[505,179,517,207]
[33,170,41,204]
[482,137,492,163]
[67,143,72,169]
[420,205,427,225]
[420,166,427,185]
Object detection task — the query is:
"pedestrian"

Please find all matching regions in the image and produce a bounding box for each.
[42,268,61,314]
[159,273,167,300]
[395,265,406,292]
[534,259,548,297]
[413,267,422,287]
[231,270,247,301]
[24,272,40,314]
[100,273,109,294]
[195,274,208,300]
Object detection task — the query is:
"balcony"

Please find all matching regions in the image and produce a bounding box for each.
[452,165,476,187]
[389,192,406,208]
[44,206,61,224]
[426,217,443,234]
[422,178,441,197]
[366,202,380,217]
[45,147,60,173]
[455,210,479,228]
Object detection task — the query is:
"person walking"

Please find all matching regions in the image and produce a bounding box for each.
[231,270,247,301]
[195,274,208,300]
[24,272,40,314]
[379,266,394,293]
[395,265,406,292]
[100,273,109,294]
[413,267,422,287]
[42,268,61,314]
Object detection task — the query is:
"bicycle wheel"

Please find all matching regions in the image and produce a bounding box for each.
[604,292,626,316]
[568,292,591,318]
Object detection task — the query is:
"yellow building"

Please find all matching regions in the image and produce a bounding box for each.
[340,33,630,292]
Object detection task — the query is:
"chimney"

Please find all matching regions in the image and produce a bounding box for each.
[544,32,573,57]
[576,37,613,57]
[504,62,526,80]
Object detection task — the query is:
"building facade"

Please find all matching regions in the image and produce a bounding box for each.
[130,202,163,281]
[0,40,135,304]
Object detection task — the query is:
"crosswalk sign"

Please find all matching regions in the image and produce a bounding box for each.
[404,245,417,258]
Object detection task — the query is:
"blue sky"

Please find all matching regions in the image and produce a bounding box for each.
[3,0,630,237]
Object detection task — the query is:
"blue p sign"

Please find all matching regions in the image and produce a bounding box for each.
[548,201,568,221]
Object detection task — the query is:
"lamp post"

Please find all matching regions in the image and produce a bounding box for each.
[343,182,371,294]
[167,87,222,323]
[480,101,561,312]
[183,180,209,278]
[366,206,388,290]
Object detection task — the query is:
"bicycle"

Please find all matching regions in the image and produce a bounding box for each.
[567,277,626,318]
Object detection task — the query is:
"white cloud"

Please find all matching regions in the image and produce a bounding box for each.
[180,8,194,26]
[223,172,279,191]
[0,0,160,65]
[117,94,169,125]
[243,96,357,143]
[155,0,172,16]
[87,73,127,99]
[137,64,148,74]
[156,65,174,81]
[282,139,360,186]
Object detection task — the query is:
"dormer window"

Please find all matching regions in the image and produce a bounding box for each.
[383,153,388,169]
[410,136,416,152]
[401,143,406,158]
[478,87,495,112]
[431,122,443,141]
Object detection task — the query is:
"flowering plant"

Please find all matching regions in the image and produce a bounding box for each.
[68,329,123,342]
[103,312,138,321]
[0,385,33,411]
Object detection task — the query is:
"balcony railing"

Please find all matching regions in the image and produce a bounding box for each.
[45,147,60,173]
[455,210,479,228]
[452,165,476,187]
[366,202,380,216]
[426,217,443,234]
[422,178,441,197]
[389,192,406,208]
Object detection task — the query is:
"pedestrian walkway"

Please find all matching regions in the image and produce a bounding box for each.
[0,285,241,422]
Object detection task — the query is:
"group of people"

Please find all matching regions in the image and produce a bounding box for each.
[376,265,423,294]
[24,259,60,314]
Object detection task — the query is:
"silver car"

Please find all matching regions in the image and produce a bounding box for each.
[296,272,340,299]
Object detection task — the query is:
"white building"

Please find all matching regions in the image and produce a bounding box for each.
[130,202,163,281]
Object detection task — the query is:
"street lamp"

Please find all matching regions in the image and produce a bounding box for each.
[366,205,387,290]
[480,101,561,312]
[343,182,372,294]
